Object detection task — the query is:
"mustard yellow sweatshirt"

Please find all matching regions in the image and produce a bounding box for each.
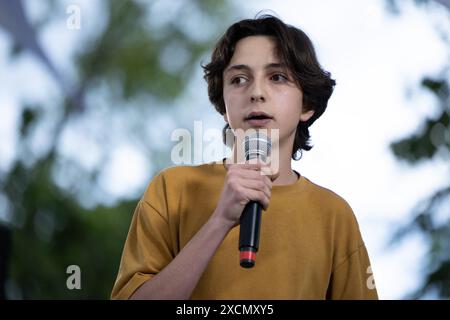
[111,162,378,299]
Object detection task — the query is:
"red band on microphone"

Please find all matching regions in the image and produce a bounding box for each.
[240,250,256,262]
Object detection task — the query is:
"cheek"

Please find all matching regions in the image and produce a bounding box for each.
[223,89,244,113]
[275,90,302,118]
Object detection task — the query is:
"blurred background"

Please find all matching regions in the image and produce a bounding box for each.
[0,0,449,299]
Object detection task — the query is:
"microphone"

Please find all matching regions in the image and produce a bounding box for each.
[239,131,271,268]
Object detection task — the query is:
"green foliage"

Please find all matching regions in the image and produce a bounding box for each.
[390,75,450,299]
[77,1,215,102]
[6,158,135,298]
[385,0,450,299]
[19,107,40,138]
[1,0,232,299]
[391,78,449,164]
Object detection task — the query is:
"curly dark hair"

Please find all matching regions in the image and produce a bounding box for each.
[202,14,336,160]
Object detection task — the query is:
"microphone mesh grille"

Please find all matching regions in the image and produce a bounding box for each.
[243,132,272,162]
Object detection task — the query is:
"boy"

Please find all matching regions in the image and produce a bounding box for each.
[111,14,378,300]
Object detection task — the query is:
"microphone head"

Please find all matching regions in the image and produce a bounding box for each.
[242,131,272,162]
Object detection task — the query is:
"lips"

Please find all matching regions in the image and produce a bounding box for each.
[245,111,273,126]
[245,111,273,120]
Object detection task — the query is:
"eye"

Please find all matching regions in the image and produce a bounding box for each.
[271,73,288,82]
[230,76,248,85]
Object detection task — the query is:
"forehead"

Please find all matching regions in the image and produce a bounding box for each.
[229,36,280,65]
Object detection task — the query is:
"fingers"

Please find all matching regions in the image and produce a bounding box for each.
[231,168,272,185]
[226,176,271,211]
[260,166,279,182]
[239,178,271,200]
[243,161,279,182]
[227,167,272,194]
[225,161,277,211]
[238,160,268,171]
[247,189,270,210]
[229,161,278,180]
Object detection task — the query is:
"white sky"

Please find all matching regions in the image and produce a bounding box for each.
[0,0,449,299]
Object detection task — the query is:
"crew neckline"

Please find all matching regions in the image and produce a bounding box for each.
[211,158,307,193]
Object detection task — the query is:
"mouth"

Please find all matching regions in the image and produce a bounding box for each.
[245,111,273,126]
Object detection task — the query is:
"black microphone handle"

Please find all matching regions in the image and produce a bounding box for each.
[239,200,262,268]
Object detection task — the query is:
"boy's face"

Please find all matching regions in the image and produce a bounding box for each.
[222,35,314,149]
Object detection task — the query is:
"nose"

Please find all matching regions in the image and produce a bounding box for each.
[250,77,266,103]
[250,94,265,103]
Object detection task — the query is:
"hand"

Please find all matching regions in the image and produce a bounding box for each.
[212,161,278,230]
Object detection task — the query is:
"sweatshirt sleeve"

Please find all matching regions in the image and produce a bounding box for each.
[326,244,378,299]
[111,173,176,300]
[326,197,379,300]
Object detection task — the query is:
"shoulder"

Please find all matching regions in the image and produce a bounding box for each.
[158,162,218,180]
[302,177,362,235]
[303,177,354,216]
[303,177,366,253]
[139,162,224,217]
[142,162,223,201]
[152,162,221,186]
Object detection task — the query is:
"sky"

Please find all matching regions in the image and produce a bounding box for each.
[1,0,450,299]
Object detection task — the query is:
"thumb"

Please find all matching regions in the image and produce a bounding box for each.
[261,166,280,181]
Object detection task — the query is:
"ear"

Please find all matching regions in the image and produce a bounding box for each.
[300,109,314,122]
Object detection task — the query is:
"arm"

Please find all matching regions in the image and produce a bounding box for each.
[129,211,232,300]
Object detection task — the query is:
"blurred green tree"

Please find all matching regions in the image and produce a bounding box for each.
[0,0,233,299]
[386,0,450,299]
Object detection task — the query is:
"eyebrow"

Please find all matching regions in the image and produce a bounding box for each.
[224,63,287,74]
